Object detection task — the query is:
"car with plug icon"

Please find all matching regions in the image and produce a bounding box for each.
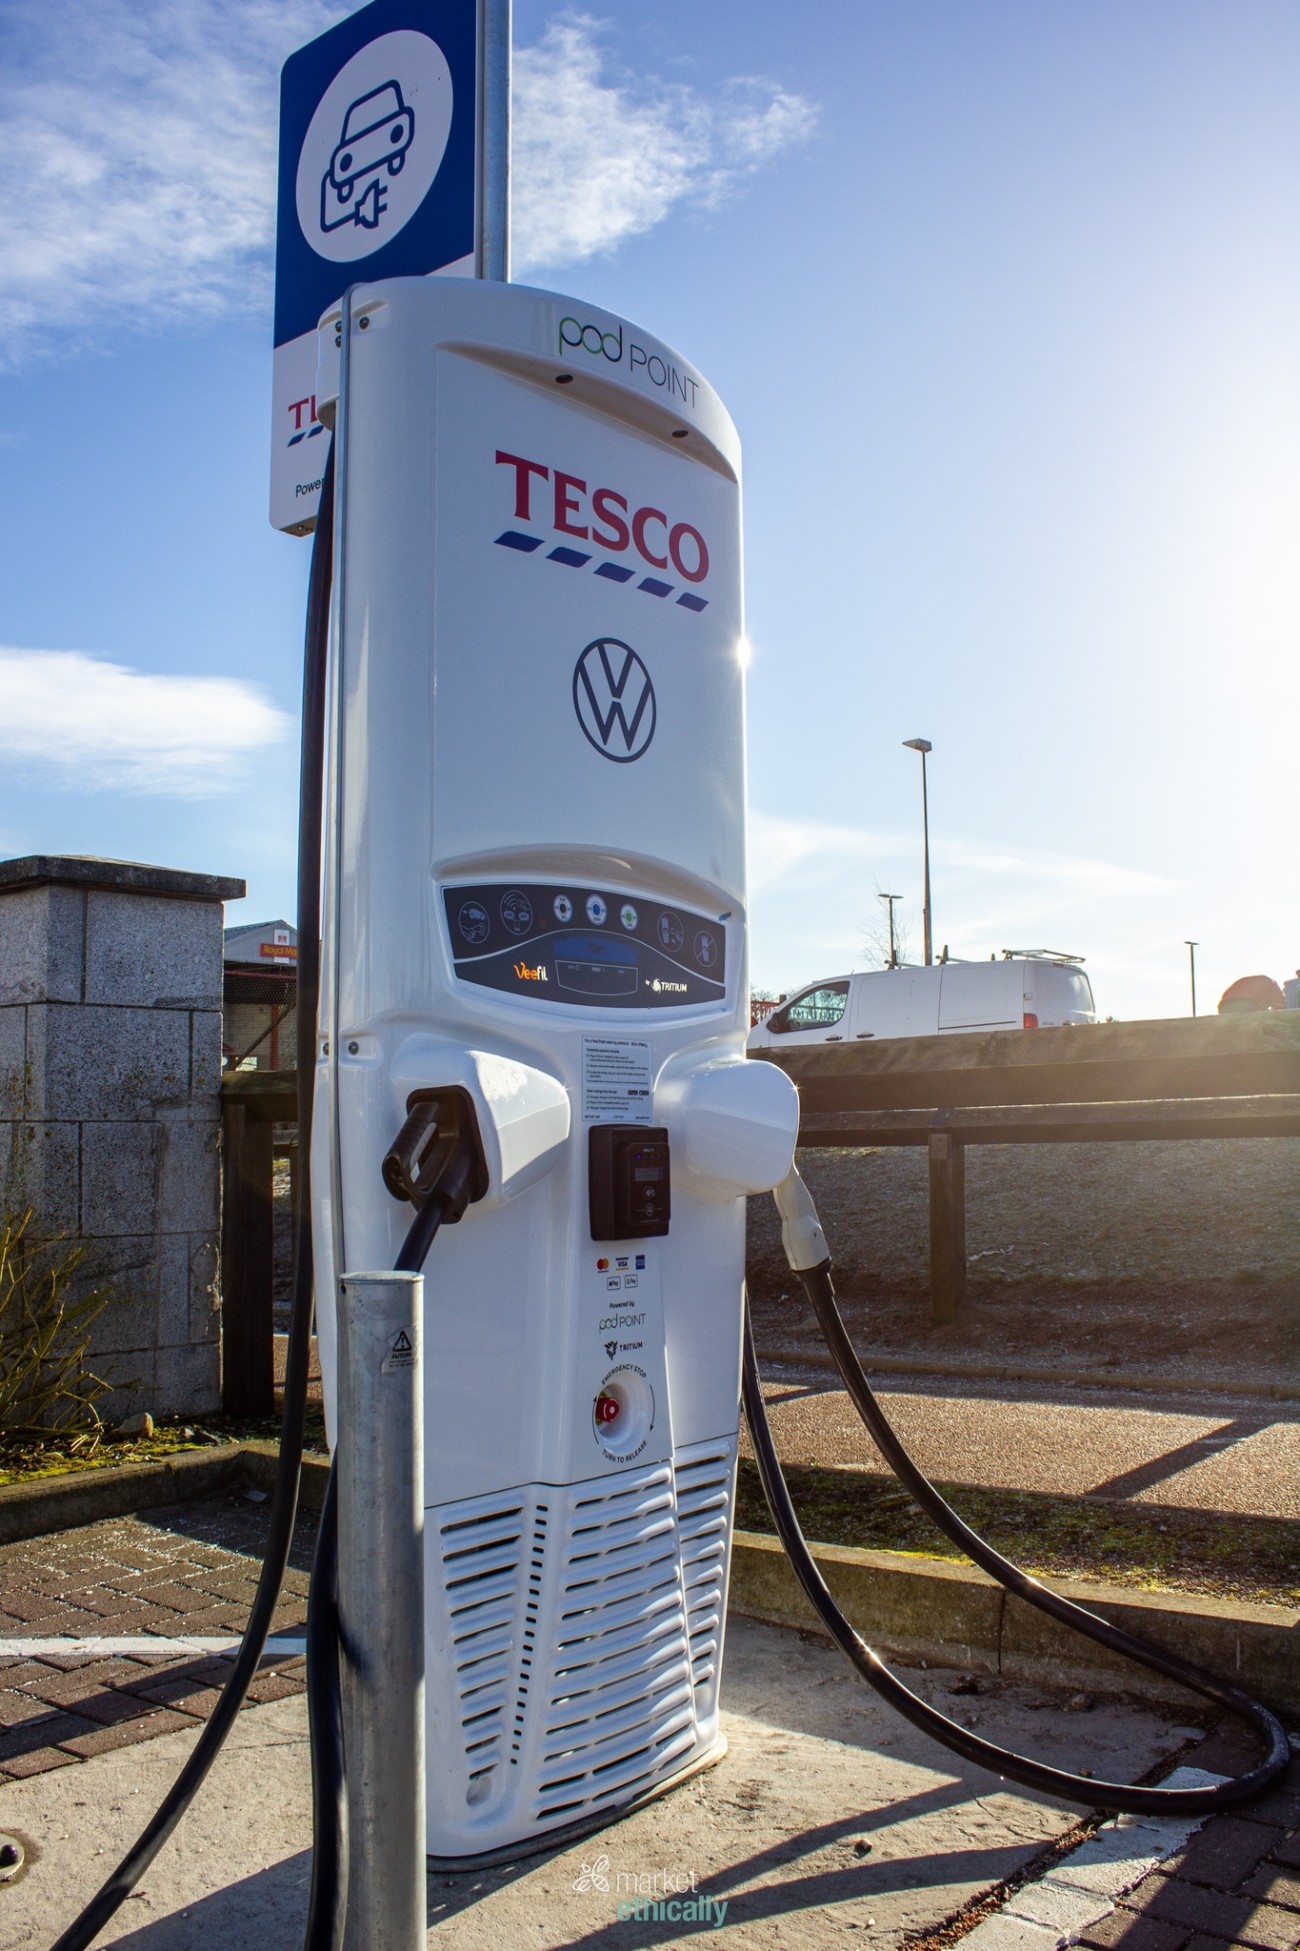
[327,81,415,204]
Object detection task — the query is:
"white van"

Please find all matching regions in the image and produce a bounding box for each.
[748,953,1097,1050]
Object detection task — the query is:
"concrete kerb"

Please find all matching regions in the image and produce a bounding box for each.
[727,1530,1300,1719]
[1,1448,1296,1719]
[762,1343,1300,1404]
[0,1441,328,1549]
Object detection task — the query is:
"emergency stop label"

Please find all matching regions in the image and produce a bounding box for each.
[583,1037,652,1125]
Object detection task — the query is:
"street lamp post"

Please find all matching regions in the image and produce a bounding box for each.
[1185,940,1199,1018]
[879,892,903,969]
[902,739,933,967]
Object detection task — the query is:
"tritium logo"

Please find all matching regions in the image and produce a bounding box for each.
[573,639,656,763]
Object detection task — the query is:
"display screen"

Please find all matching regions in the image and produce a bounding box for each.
[634,1166,663,1183]
[442,881,727,1010]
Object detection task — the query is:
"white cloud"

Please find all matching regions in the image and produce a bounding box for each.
[512,15,817,275]
[748,808,902,894]
[0,0,336,351]
[0,3,815,356]
[0,647,291,796]
[937,835,1175,895]
[745,799,1171,905]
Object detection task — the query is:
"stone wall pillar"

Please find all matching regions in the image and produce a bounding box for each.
[0,856,245,1419]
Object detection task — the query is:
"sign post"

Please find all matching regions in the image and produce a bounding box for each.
[272,0,509,533]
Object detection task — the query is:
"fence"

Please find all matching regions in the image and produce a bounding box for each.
[759,1013,1300,1323]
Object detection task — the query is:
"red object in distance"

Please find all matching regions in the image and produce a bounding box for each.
[1218,974,1285,1014]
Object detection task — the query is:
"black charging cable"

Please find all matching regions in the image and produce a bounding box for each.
[742,1236,1290,1815]
[51,446,338,1951]
[304,1445,346,1951]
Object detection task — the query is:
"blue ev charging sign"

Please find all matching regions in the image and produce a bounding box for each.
[272,0,478,534]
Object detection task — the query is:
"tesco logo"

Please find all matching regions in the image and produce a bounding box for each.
[494,450,709,584]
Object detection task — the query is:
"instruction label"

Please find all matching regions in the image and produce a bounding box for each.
[583,1036,652,1124]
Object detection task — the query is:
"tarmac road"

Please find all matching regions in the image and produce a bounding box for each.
[270,1337,1300,1519]
[750,1368,1300,1521]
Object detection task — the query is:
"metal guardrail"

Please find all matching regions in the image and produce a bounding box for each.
[757,1015,1300,1325]
[797,1094,1300,1325]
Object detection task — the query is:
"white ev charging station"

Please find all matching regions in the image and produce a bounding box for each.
[311,274,801,1861]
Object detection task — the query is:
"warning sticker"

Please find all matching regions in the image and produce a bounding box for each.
[381,1327,417,1375]
[582,1036,652,1124]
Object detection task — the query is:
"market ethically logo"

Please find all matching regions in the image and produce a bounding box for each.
[573,640,656,763]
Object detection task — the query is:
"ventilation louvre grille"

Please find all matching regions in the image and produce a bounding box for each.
[428,1437,737,1843]
[434,1497,527,1799]
[674,1444,733,1719]
[531,1462,688,1819]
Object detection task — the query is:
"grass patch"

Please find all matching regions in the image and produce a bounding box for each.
[735,1459,1300,1610]
[0,1406,330,1488]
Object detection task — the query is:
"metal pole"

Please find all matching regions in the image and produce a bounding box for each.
[919,752,933,967]
[478,0,512,281]
[903,739,933,967]
[1185,940,1199,1018]
[880,893,902,969]
[324,288,354,1299]
[338,1271,426,1951]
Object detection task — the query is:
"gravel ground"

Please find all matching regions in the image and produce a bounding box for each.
[748,1138,1300,1390]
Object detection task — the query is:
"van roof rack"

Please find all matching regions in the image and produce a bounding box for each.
[1000,948,1086,964]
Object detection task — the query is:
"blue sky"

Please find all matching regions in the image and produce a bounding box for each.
[0,0,1296,1019]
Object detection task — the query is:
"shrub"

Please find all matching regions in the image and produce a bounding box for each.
[0,1210,116,1442]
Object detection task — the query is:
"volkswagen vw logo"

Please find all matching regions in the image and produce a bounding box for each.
[572,638,656,763]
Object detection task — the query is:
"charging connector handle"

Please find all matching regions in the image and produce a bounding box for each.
[772,1162,829,1273]
[383,1091,488,1275]
[383,1098,453,1208]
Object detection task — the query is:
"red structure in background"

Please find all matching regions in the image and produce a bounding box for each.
[1218,974,1286,1015]
[224,920,298,1070]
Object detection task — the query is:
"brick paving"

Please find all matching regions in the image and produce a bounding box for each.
[1074,1732,1300,1951]
[0,1494,314,1782]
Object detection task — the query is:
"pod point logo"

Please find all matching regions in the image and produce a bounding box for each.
[573,639,656,763]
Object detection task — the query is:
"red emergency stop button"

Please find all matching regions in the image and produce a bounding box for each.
[595,1392,621,1427]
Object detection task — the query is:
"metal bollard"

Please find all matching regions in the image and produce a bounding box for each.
[337,1270,426,1951]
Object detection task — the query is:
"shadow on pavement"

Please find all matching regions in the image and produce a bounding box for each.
[98,1852,311,1949]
